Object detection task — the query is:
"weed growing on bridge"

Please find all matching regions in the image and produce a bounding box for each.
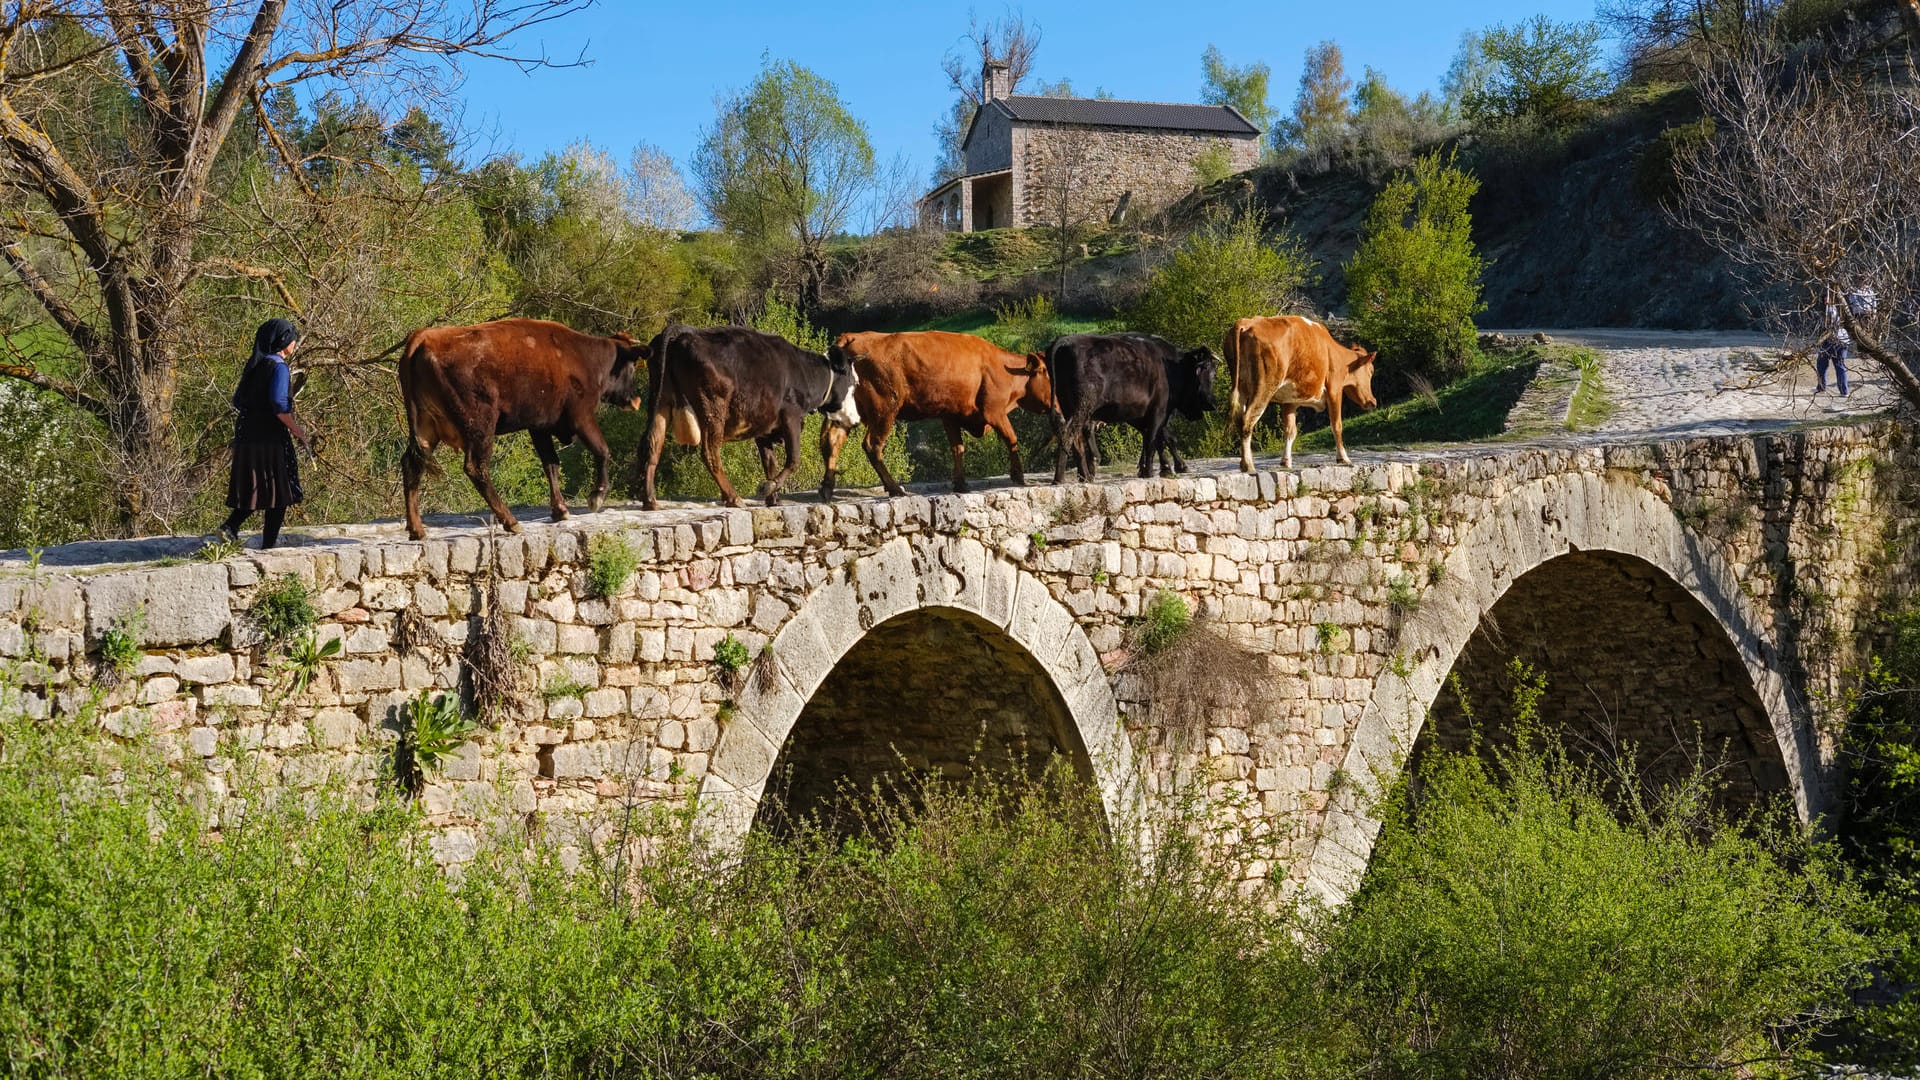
[394,691,475,796]
[1136,590,1192,655]
[712,634,752,698]
[1317,621,1349,654]
[1386,574,1422,618]
[192,535,245,563]
[586,533,637,599]
[94,610,144,687]
[541,672,590,702]
[279,632,340,699]
[250,574,316,648]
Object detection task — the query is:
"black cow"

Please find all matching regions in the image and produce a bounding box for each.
[640,325,861,509]
[1047,333,1219,483]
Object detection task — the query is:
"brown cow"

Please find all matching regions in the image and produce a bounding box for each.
[820,330,1051,500]
[1224,315,1377,472]
[399,319,645,540]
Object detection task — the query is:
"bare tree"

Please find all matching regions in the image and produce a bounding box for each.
[1675,45,1920,409]
[932,9,1041,184]
[1598,0,1774,72]
[0,1,588,532]
[1031,122,1099,300]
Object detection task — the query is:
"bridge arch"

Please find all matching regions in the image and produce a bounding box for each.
[693,535,1136,849]
[1304,471,1814,906]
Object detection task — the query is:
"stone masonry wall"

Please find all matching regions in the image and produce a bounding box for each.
[1015,122,1261,227]
[1,422,1915,877]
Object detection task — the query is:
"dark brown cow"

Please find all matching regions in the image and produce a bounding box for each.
[1224,315,1377,471]
[640,325,861,510]
[1047,333,1219,483]
[819,330,1051,500]
[399,319,645,540]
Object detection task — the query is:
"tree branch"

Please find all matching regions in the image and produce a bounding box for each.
[0,232,100,358]
[0,348,111,424]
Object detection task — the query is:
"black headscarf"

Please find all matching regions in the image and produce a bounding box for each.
[234,318,299,411]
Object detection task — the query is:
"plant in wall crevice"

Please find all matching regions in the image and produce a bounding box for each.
[395,690,477,797]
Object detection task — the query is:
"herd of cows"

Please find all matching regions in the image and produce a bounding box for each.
[394,315,1381,540]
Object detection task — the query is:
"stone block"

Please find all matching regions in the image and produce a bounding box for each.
[313,708,359,748]
[202,684,263,709]
[583,688,626,718]
[176,654,236,685]
[86,564,229,647]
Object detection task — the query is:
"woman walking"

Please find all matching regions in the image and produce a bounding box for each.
[220,318,312,549]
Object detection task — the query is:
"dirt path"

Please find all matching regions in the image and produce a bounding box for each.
[1497,327,1902,437]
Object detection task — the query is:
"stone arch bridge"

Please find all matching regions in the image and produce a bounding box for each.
[2,422,1915,897]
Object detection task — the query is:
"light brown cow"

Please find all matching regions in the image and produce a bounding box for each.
[820,330,1051,499]
[1224,315,1378,472]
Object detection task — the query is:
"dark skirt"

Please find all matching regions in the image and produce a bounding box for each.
[226,437,303,511]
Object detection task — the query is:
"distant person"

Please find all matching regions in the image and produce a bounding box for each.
[1817,285,1876,398]
[219,318,312,549]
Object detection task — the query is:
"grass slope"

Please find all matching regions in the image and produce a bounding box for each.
[1296,353,1541,451]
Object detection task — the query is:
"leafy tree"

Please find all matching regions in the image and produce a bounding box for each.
[1459,16,1611,127]
[1200,45,1276,135]
[1441,31,1496,121]
[0,1,588,534]
[1286,40,1353,149]
[1344,152,1485,379]
[693,58,876,311]
[626,143,699,232]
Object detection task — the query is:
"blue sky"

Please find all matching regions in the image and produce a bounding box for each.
[455,0,1607,186]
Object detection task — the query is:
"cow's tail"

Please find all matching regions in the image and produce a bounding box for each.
[647,324,701,446]
[398,331,443,479]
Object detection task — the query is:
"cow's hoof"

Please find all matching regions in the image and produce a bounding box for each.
[551,509,569,522]
[505,521,523,535]
[885,486,909,498]
[407,528,427,541]
[818,487,836,504]
[587,497,604,513]
[642,500,660,512]
[765,495,781,507]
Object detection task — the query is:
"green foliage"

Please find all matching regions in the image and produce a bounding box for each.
[1132,209,1317,351]
[1315,621,1348,654]
[1459,15,1611,127]
[251,574,316,648]
[1189,142,1236,186]
[1295,350,1538,452]
[541,673,590,702]
[585,533,637,599]
[1835,605,1920,1061]
[393,691,475,795]
[691,57,875,305]
[0,692,1887,1077]
[1386,575,1420,616]
[1134,590,1193,655]
[95,610,144,682]
[1200,44,1276,133]
[991,294,1062,356]
[712,634,751,679]
[1563,347,1615,430]
[1345,151,1486,381]
[281,632,341,698]
[191,535,245,562]
[1330,718,1877,1076]
[0,357,112,549]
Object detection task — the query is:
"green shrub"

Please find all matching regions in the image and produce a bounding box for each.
[1328,728,1877,1077]
[585,533,637,598]
[1315,621,1348,653]
[1134,589,1193,655]
[1189,142,1236,186]
[1130,208,1317,352]
[541,672,590,701]
[712,633,751,682]
[989,293,1061,355]
[1834,605,1920,1062]
[1345,151,1486,381]
[95,610,144,682]
[395,691,476,794]
[251,574,317,648]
